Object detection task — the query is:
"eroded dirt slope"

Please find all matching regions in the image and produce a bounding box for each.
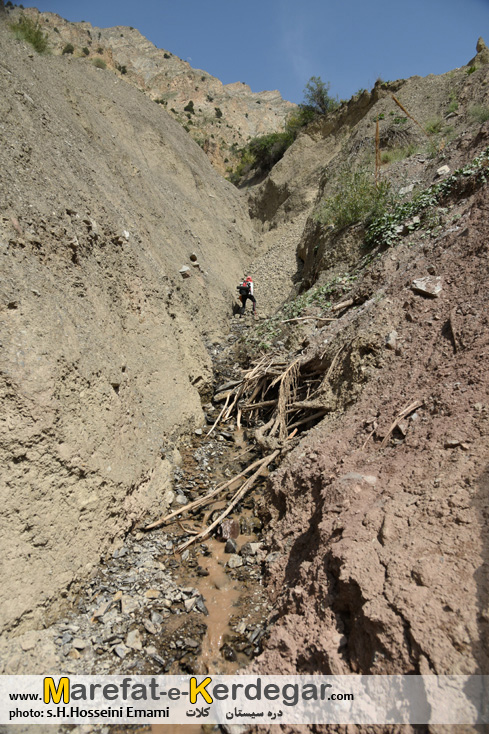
[245,145,489,734]
[0,20,255,635]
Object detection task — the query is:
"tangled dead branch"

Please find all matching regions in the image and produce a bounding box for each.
[145,342,349,549]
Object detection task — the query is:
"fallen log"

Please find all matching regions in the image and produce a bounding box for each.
[143,452,274,531]
[177,450,280,552]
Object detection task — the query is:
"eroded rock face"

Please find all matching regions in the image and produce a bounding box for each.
[0,23,255,633]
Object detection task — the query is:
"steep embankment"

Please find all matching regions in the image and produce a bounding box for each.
[239,43,489,720]
[0,21,255,634]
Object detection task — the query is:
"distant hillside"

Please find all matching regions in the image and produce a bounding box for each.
[5,5,295,174]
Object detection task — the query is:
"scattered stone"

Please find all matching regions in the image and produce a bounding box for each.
[411,276,443,298]
[220,518,240,540]
[227,554,243,569]
[195,597,209,615]
[144,589,161,599]
[179,265,191,278]
[397,420,409,437]
[121,596,140,614]
[113,644,128,659]
[194,428,203,436]
[126,629,142,651]
[143,619,157,635]
[399,184,414,196]
[385,331,398,351]
[240,542,262,557]
[72,638,88,650]
[189,252,198,262]
[224,538,238,554]
[184,597,198,612]
[436,165,450,177]
[444,439,461,449]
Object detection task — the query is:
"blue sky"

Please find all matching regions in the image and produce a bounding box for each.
[31,0,489,104]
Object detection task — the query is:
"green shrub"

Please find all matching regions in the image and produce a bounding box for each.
[82,46,89,56]
[116,63,127,74]
[315,168,397,231]
[302,76,339,115]
[469,104,489,123]
[215,107,223,118]
[247,131,294,171]
[164,52,171,59]
[184,100,195,114]
[10,14,49,54]
[62,43,74,55]
[92,57,106,69]
[466,65,477,75]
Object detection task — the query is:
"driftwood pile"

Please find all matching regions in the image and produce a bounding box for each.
[209,352,330,451]
[144,351,333,551]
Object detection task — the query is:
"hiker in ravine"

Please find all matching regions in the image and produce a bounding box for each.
[237,276,256,316]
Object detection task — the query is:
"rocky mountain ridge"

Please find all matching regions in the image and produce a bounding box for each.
[4,4,295,174]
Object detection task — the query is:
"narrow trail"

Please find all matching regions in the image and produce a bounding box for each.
[243,214,309,317]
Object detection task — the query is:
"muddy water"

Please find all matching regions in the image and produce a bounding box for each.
[195,538,241,673]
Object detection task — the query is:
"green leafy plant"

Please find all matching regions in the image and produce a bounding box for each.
[466,65,477,75]
[10,14,49,54]
[447,91,459,113]
[62,42,74,55]
[366,146,489,248]
[82,46,89,56]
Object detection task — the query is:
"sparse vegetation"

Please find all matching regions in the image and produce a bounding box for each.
[315,168,398,231]
[381,143,420,165]
[92,57,106,69]
[10,14,49,54]
[214,107,223,119]
[366,146,489,248]
[447,91,459,114]
[62,43,74,55]
[425,117,443,134]
[184,100,195,114]
[469,104,489,123]
[82,46,89,56]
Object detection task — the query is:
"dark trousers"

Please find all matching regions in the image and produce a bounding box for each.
[240,294,256,313]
